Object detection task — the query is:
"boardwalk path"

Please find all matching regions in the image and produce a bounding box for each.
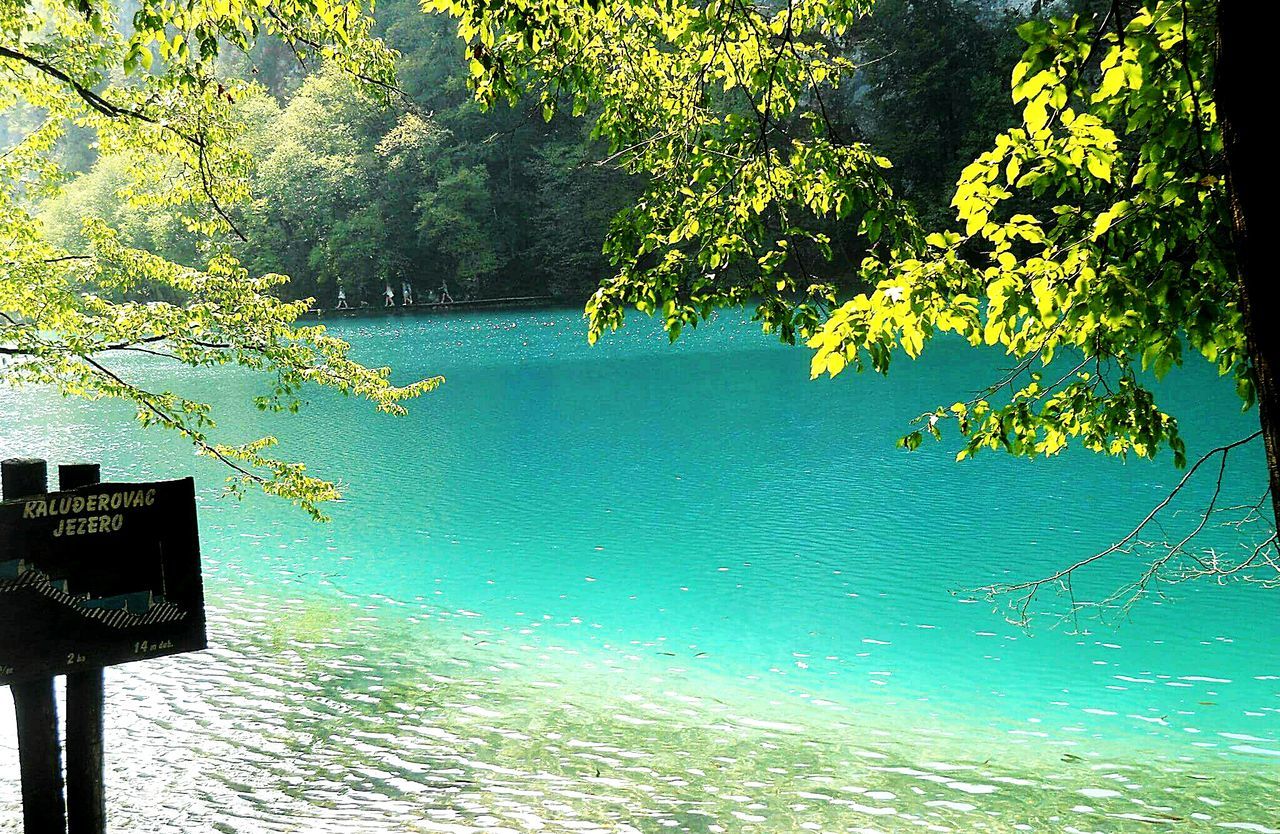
[303,295,557,320]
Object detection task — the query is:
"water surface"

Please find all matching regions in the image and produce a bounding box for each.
[2,307,1277,832]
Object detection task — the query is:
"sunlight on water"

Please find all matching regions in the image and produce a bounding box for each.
[3,307,1278,832]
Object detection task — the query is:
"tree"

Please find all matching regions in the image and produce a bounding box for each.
[417,164,503,294]
[816,0,1276,611]
[528,135,640,298]
[1213,0,1271,559]
[2,0,441,517]
[857,0,1026,227]
[432,0,904,342]
[434,0,1277,611]
[241,68,440,302]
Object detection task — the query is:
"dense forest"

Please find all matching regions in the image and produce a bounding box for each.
[22,0,1042,307]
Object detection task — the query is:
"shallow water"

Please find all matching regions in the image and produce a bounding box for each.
[2,307,1278,832]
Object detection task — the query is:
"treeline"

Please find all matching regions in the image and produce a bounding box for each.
[39,0,1038,306]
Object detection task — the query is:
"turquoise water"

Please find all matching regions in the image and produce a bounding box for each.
[2,307,1278,832]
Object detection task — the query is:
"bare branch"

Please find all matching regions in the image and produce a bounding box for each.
[972,430,1271,624]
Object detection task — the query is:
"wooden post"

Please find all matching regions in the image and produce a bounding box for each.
[58,464,105,834]
[1,458,67,834]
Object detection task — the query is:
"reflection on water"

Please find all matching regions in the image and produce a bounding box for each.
[2,308,1279,832]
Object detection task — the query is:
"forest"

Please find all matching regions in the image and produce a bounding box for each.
[16,0,1038,307]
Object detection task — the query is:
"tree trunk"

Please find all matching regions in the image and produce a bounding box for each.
[1216,0,1280,524]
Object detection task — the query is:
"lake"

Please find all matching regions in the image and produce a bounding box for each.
[2,307,1277,832]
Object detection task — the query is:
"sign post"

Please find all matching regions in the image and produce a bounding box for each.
[58,464,105,834]
[1,457,207,833]
[2,459,66,834]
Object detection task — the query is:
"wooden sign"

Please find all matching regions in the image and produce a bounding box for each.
[0,477,207,686]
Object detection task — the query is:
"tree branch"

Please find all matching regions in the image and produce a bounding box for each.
[973,429,1268,625]
[0,44,204,148]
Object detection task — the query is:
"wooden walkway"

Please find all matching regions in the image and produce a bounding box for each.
[303,295,557,319]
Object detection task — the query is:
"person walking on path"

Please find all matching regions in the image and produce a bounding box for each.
[402,281,414,306]
[384,285,395,308]
[336,286,350,309]
[439,281,455,304]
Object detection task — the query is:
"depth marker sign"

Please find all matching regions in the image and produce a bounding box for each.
[1,477,207,685]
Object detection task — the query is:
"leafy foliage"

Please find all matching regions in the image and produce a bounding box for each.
[2,0,440,516]
[33,0,1046,311]
[434,0,1240,472]
[809,0,1236,470]
[429,0,915,345]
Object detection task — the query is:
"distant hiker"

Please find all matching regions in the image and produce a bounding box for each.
[402,281,414,306]
[384,285,395,307]
[439,281,455,304]
[336,287,349,309]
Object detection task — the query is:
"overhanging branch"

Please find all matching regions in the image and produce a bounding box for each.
[972,429,1273,626]
[0,44,204,148]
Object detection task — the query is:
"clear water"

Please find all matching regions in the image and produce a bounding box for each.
[2,307,1278,832]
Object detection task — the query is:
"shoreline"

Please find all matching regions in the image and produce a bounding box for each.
[302,295,561,320]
